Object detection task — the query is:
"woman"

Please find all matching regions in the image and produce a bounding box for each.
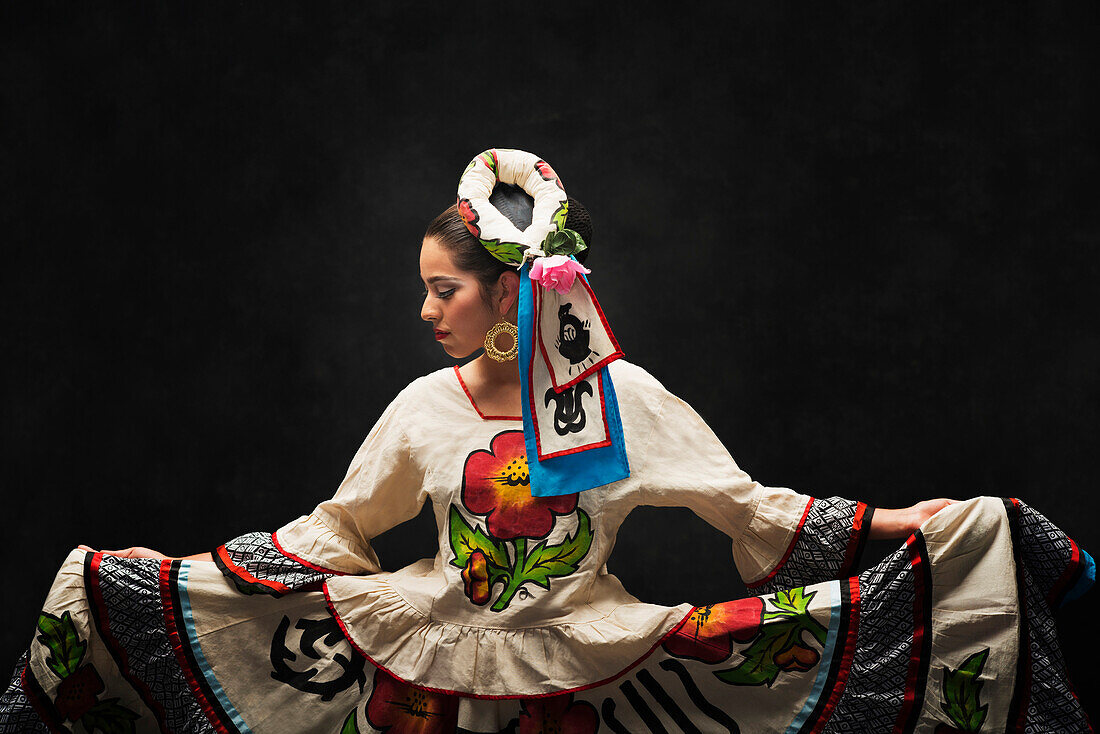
[2,149,1092,733]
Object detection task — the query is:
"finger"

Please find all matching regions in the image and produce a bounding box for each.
[77,544,95,553]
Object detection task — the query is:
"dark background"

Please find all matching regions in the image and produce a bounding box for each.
[3,2,1098,720]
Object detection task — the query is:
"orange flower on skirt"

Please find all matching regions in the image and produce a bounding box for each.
[462,431,577,540]
[663,597,765,664]
[365,668,459,733]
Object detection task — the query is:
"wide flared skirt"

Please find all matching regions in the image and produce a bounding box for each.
[2,497,1093,733]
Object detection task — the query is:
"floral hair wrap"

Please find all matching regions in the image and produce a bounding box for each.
[456,149,629,497]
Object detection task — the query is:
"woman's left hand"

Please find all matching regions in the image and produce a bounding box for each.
[868,498,958,540]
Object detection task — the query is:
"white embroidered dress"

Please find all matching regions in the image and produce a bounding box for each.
[2,362,1092,733]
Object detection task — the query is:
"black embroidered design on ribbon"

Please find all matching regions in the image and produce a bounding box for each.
[544,379,592,436]
[270,615,366,701]
[556,304,598,372]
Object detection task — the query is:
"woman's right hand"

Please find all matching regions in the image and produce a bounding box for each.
[77,545,168,560]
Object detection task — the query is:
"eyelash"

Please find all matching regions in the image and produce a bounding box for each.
[423,288,456,299]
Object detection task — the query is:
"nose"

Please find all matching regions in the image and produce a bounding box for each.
[421,294,439,323]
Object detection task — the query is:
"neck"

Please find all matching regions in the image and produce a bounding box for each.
[471,352,521,387]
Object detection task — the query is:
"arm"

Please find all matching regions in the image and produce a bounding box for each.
[634,381,950,593]
[213,392,427,595]
[80,390,425,590]
[868,499,957,539]
[77,545,213,562]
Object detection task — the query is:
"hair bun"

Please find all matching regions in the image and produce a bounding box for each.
[565,197,592,264]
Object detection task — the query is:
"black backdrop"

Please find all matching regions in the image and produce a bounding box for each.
[3,2,1098,720]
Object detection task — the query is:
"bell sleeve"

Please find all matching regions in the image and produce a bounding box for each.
[636,389,873,594]
[213,394,426,596]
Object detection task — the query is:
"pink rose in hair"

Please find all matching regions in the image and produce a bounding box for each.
[529,255,590,295]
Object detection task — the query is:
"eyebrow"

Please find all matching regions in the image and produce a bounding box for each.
[425,275,460,284]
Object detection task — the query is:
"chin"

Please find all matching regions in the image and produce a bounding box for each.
[441,343,476,360]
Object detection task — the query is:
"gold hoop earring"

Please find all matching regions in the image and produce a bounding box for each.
[484,320,518,362]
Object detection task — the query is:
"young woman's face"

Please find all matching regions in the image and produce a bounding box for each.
[419,236,500,359]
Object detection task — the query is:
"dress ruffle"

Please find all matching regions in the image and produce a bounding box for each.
[322,561,692,698]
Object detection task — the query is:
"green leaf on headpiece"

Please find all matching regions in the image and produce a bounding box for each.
[551,200,569,232]
[540,228,587,258]
[480,238,524,264]
[479,151,498,174]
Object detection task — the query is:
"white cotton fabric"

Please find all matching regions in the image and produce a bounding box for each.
[456,149,567,252]
[275,361,812,696]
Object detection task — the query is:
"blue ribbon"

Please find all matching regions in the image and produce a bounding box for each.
[517,264,630,497]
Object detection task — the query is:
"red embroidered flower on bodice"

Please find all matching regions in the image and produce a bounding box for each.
[462,430,577,540]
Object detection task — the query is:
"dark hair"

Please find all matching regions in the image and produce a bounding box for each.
[424,190,592,297]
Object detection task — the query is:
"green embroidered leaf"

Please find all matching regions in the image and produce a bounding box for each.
[80,698,140,734]
[480,238,524,264]
[36,611,86,679]
[941,648,990,731]
[762,588,825,641]
[340,708,361,734]
[448,505,509,570]
[517,511,594,589]
[479,151,498,174]
[714,621,800,687]
[770,587,814,614]
[551,200,569,232]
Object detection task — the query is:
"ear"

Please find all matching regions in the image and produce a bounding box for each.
[495,269,521,317]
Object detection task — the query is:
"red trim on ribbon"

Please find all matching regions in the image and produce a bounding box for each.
[321,580,695,701]
[745,497,815,589]
[527,285,613,461]
[535,274,624,394]
[534,369,613,460]
[271,532,349,576]
[453,365,522,421]
[160,561,231,734]
[214,545,291,595]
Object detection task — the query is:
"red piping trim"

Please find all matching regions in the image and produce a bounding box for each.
[453,366,522,421]
[840,502,870,577]
[214,545,291,595]
[321,580,696,700]
[534,275,624,394]
[895,535,929,733]
[271,532,349,576]
[161,561,231,734]
[533,368,613,460]
[745,497,815,589]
